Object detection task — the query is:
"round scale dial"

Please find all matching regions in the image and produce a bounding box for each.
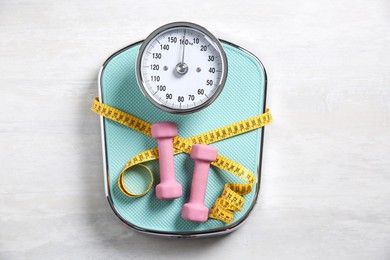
[136,22,228,114]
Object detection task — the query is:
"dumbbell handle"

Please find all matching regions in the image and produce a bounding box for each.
[188,160,210,204]
[151,122,182,200]
[156,138,175,183]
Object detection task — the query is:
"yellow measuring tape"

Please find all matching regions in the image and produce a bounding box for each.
[91,98,272,223]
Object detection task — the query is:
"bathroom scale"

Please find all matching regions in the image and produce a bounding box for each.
[93,22,271,238]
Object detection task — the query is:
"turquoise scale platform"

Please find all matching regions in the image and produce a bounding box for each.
[99,40,267,235]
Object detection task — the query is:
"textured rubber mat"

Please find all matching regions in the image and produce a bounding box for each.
[100,41,266,234]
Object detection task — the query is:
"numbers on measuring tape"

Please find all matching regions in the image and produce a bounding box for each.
[137,22,227,113]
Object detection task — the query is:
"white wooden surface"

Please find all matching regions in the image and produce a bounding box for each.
[1,0,389,259]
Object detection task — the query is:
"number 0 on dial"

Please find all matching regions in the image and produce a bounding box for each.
[136,22,228,114]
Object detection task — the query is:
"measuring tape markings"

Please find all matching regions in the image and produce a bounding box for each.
[92,97,272,223]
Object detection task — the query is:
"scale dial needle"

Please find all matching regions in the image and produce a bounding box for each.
[176,29,188,75]
[181,29,186,64]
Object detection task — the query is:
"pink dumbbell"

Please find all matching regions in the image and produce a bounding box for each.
[182,144,218,222]
[151,122,182,200]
